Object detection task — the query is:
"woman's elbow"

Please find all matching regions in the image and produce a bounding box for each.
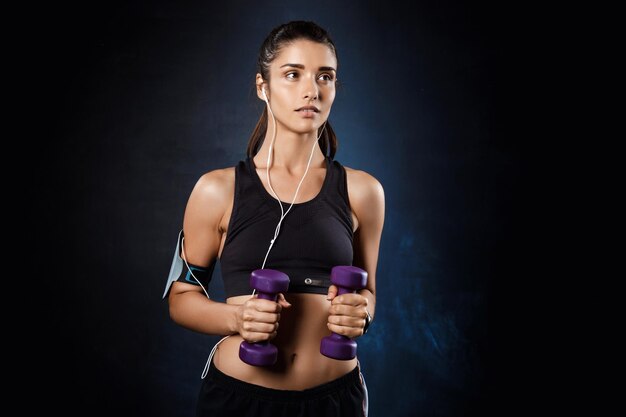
[168,293,182,324]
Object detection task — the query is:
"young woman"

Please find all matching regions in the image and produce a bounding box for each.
[164,20,385,417]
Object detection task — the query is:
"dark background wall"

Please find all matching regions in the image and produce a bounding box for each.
[35,0,527,415]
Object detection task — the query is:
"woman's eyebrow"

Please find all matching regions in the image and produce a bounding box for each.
[280,63,336,72]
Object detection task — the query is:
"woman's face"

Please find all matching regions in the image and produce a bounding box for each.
[259,39,337,134]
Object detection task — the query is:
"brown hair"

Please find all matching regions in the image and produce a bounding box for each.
[246,21,340,160]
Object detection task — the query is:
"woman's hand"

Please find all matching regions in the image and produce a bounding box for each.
[235,293,291,343]
[326,285,369,339]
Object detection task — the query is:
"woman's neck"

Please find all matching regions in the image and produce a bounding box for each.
[255,131,326,173]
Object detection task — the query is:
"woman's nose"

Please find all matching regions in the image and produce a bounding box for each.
[303,76,319,100]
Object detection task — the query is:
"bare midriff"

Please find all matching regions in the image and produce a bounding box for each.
[214,292,358,390]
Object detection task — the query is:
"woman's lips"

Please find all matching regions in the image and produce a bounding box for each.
[296,109,317,118]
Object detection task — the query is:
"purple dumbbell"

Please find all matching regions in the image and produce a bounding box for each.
[320,265,368,360]
[239,268,290,366]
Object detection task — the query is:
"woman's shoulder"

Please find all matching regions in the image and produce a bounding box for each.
[198,164,236,183]
[341,163,384,193]
[340,163,385,218]
[189,164,237,205]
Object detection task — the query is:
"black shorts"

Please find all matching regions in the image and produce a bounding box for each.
[196,359,369,417]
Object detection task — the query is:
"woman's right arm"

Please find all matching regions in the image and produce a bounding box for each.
[167,169,240,336]
[168,168,291,340]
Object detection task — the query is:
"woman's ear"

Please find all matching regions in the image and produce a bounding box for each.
[255,74,265,101]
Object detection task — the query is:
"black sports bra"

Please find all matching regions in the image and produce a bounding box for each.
[218,155,354,298]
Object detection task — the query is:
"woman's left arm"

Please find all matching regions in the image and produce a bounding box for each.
[327,170,385,338]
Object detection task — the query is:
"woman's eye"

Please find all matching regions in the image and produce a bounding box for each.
[285,72,334,81]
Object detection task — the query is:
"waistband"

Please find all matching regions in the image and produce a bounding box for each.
[206,359,362,402]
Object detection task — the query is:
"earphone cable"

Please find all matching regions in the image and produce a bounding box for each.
[260,101,327,276]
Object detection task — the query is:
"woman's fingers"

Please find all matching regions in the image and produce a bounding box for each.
[327,299,369,339]
[329,303,368,318]
[277,293,292,308]
[328,314,366,328]
[239,297,285,342]
[242,320,279,334]
[327,322,365,339]
[326,284,338,301]
[242,330,279,343]
[243,310,280,324]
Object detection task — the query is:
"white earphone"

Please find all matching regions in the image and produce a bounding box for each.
[198,80,327,380]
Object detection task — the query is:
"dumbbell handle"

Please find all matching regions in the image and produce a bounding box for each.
[336,287,354,296]
[256,292,277,301]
